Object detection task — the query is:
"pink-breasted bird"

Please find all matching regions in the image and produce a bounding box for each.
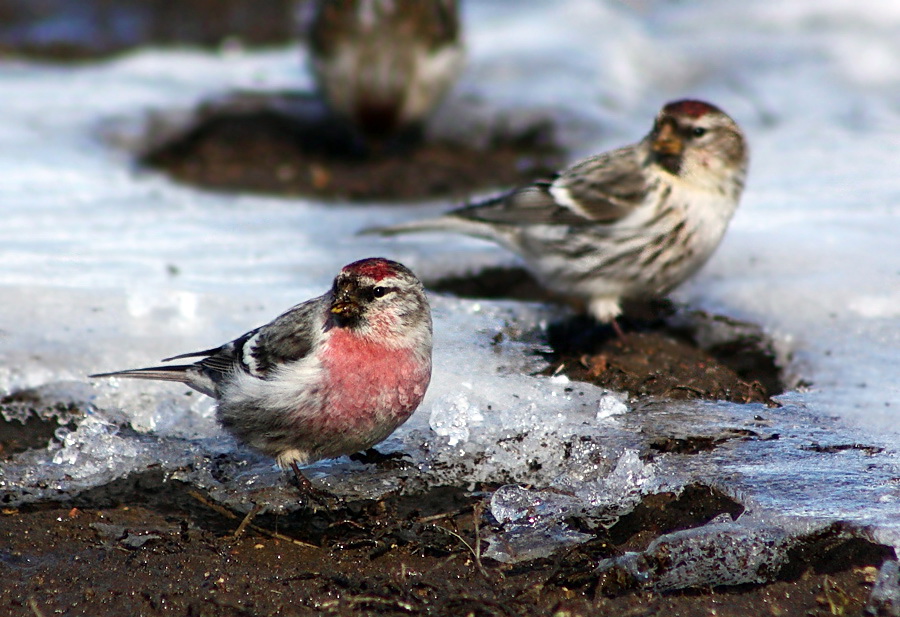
[363,100,748,325]
[91,258,433,490]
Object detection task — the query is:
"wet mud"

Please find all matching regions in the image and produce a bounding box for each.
[0,390,80,459]
[1,477,892,617]
[140,94,563,202]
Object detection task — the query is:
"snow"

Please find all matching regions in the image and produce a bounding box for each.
[1,0,900,586]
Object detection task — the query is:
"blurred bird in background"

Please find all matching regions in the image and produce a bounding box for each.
[307,0,464,150]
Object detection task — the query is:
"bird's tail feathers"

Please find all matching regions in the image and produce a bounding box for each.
[89,365,196,384]
[359,215,506,243]
[163,347,222,363]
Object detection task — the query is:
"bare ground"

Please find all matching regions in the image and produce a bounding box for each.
[0,479,890,617]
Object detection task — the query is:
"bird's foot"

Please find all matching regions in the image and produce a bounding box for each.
[289,462,343,509]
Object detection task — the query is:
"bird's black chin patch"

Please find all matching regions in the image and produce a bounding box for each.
[652,152,682,176]
[329,312,362,330]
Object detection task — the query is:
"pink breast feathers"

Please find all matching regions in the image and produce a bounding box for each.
[317,329,432,431]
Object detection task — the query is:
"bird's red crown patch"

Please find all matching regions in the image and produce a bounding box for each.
[663,100,720,118]
[344,257,400,281]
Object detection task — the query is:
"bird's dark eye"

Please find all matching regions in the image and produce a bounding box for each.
[691,127,707,138]
[372,286,388,298]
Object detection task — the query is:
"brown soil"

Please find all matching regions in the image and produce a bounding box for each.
[544,327,776,405]
[0,390,79,458]
[140,94,564,203]
[0,478,891,617]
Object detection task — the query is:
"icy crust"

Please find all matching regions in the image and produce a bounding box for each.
[483,450,657,563]
[869,560,900,616]
[600,522,792,590]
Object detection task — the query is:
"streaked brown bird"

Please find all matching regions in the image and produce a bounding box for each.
[364,100,749,324]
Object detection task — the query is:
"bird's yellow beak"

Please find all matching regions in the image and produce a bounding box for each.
[330,282,364,318]
[652,122,684,156]
[330,300,357,315]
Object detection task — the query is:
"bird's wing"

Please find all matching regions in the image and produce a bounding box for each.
[227,296,325,378]
[450,183,580,225]
[91,297,326,398]
[157,330,256,384]
[454,145,647,227]
[553,146,650,222]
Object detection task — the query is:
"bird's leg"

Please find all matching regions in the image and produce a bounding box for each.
[289,462,338,507]
[289,461,316,492]
[611,318,627,340]
[586,297,628,340]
